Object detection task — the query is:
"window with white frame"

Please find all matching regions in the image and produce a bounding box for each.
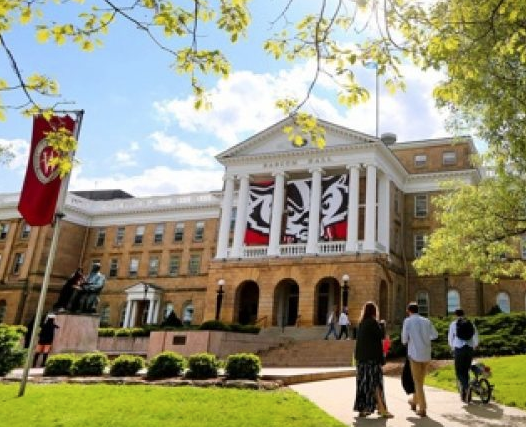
[194,221,205,242]
[174,223,184,242]
[163,302,174,320]
[0,300,6,323]
[0,223,9,240]
[154,223,165,244]
[416,291,429,317]
[188,254,201,275]
[12,253,24,274]
[169,255,181,276]
[148,256,159,276]
[100,305,111,327]
[443,151,457,166]
[414,194,428,218]
[414,234,427,258]
[20,223,31,239]
[447,290,460,314]
[496,292,511,313]
[115,227,125,245]
[414,154,427,167]
[134,225,145,244]
[95,228,106,247]
[129,257,139,277]
[109,258,119,278]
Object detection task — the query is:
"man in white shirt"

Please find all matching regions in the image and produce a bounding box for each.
[338,307,350,340]
[448,308,479,403]
[401,302,438,417]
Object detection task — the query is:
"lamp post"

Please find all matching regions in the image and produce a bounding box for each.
[216,279,225,321]
[342,274,350,308]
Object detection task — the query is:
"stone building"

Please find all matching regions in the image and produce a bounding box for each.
[1,118,524,328]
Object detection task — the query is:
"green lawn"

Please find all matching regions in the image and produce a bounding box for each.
[426,354,526,410]
[0,383,345,427]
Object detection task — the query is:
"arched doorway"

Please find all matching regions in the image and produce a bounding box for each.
[379,280,388,321]
[314,277,340,325]
[273,279,299,327]
[235,281,259,325]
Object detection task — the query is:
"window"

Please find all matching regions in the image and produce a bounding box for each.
[416,291,429,317]
[0,300,6,323]
[95,228,106,247]
[100,305,111,327]
[148,256,159,276]
[0,223,9,240]
[129,258,139,277]
[169,255,181,276]
[443,151,457,166]
[115,227,125,245]
[20,223,31,239]
[230,207,237,231]
[188,254,201,275]
[414,154,427,167]
[109,258,119,278]
[163,303,174,320]
[414,194,428,218]
[496,292,511,313]
[12,253,24,274]
[414,234,426,258]
[154,223,165,244]
[134,225,145,244]
[182,301,194,325]
[447,290,460,314]
[194,221,205,242]
[174,223,184,242]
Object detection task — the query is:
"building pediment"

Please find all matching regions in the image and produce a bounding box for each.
[216,117,377,163]
[125,282,162,297]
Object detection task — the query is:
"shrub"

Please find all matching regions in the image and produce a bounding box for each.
[43,354,77,376]
[198,320,231,331]
[110,354,145,376]
[146,351,185,379]
[114,328,133,337]
[225,353,261,380]
[71,352,108,376]
[98,328,116,337]
[229,324,261,334]
[186,353,219,379]
[0,324,25,376]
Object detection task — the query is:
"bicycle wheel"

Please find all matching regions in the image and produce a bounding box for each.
[479,379,491,404]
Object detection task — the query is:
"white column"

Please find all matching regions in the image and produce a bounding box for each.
[123,299,133,328]
[378,171,390,254]
[307,168,323,254]
[231,174,250,258]
[147,297,155,324]
[153,298,161,324]
[215,175,235,258]
[346,164,360,252]
[268,171,285,256]
[129,300,137,327]
[364,164,377,251]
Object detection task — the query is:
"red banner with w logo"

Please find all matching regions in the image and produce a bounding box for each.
[18,115,76,226]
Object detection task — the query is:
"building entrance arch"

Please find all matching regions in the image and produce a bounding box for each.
[235,280,259,325]
[273,279,299,327]
[314,277,340,325]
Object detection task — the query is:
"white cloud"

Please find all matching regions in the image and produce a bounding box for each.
[70,166,224,197]
[150,131,220,169]
[113,141,141,167]
[0,138,29,172]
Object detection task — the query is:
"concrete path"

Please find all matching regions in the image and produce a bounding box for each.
[291,376,526,427]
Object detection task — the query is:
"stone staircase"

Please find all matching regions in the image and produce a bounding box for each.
[258,339,355,367]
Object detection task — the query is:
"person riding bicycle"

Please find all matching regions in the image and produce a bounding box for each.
[448,308,479,403]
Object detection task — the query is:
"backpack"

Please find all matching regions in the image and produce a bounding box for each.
[456,318,475,341]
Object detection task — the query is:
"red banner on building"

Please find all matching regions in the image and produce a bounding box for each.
[18,115,76,226]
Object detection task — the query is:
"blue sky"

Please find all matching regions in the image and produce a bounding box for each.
[0,1,472,197]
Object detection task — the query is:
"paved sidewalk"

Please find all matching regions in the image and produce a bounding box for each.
[291,376,526,427]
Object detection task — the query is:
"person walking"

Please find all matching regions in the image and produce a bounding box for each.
[401,302,438,417]
[338,307,350,340]
[353,302,394,418]
[33,314,60,368]
[448,308,479,403]
[324,306,338,340]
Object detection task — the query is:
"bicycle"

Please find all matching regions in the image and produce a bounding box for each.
[467,362,494,404]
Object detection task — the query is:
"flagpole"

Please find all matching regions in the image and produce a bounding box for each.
[18,110,84,397]
[375,67,379,138]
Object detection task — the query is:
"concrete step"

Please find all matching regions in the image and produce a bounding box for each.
[258,326,328,341]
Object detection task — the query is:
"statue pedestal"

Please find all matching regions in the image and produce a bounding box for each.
[51,313,100,354]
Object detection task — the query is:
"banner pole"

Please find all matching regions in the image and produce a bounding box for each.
[18,110,84,397]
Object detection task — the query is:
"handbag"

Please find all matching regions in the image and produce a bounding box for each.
[402,358,415,394]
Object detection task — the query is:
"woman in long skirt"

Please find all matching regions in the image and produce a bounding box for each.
[353,301,393,418]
